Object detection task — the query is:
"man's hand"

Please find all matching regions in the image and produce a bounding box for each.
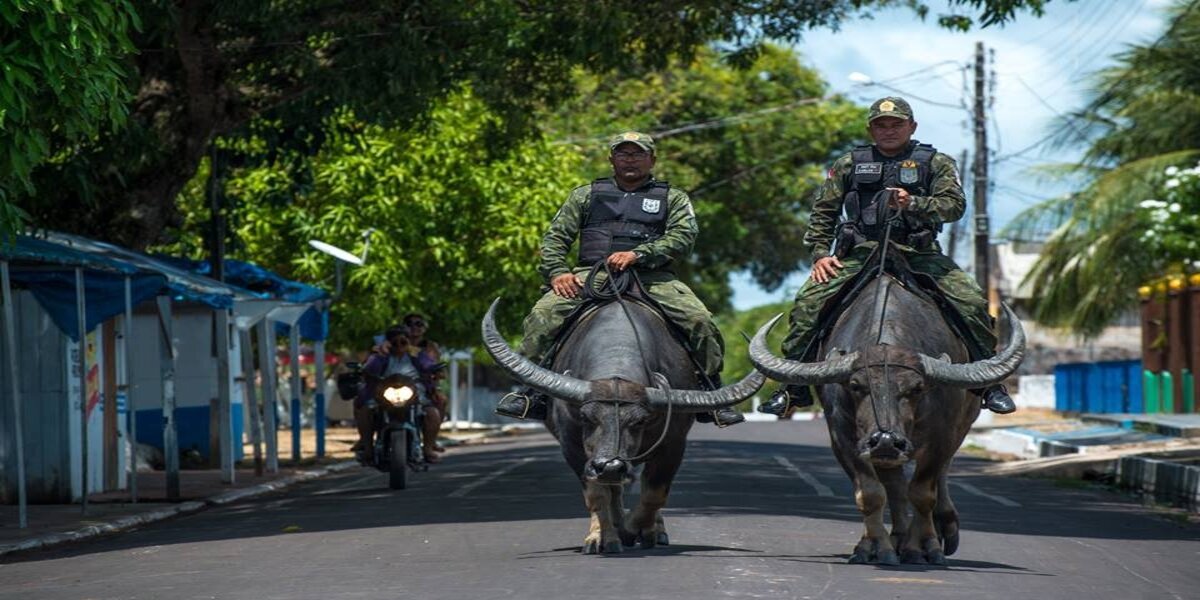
[551,272,584,298]
[606,251,638,272]
[886,187,912,210]
[811,256,844,284]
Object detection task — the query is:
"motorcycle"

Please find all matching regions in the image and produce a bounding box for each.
[337,363,430,490]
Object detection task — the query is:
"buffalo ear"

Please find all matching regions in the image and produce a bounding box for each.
[651,372,671,390]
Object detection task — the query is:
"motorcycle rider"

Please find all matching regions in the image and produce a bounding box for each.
[355,325,443,464]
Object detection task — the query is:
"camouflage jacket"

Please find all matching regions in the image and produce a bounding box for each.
[804,144,966,259]
[538,177,698,283]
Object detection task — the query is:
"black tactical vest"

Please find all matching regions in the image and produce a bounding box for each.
[578,178,670,266]
[838,142,940,251]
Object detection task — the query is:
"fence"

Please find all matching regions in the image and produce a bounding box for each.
[1139,274,1200,414]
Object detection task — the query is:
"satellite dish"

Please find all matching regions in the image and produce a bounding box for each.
[308,239,364,266]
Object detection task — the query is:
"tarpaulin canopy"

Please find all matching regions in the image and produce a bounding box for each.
[0,236,168,341]
[44,232,241,310]
[153,256,330,340]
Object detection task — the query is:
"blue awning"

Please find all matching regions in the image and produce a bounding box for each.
[153,256,330,340]
[1,236,168,341]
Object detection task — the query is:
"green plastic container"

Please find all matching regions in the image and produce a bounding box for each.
[1144,370,1160,414]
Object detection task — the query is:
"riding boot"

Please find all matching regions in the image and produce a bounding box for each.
[975,384,1016,414]
[692,374,744,428]
[495,387,549,420]
[757,384,815,416]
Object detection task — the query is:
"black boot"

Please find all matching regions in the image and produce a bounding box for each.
[495,388,548,420]
[692,374,744,428]
[977,384,1016,414]
[757,385,814,416]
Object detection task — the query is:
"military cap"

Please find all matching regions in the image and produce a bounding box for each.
[868,97,914,122]
[608,131,656,154]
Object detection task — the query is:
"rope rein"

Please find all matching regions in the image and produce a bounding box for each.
[864,194,902,435]
[582,262,673,465]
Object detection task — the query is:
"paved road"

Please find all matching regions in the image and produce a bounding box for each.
[2,421,1197,599]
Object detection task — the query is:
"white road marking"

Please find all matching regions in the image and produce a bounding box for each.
[448,457,539,498]
[773,455,835,497]
[950,480,1021,507]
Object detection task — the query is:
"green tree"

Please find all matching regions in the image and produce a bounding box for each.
[12,0,1053,248]
[0,0,138,239]
[156,90,582,348]
[1004,0,1200,336]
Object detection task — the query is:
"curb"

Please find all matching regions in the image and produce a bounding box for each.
[0,460,360,559]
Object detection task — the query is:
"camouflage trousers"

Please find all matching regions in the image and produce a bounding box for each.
[780,245,997,360]
[518,268,725,380]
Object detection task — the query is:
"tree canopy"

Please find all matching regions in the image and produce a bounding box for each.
[1004,0,1200,336]
[7,0,1055,246]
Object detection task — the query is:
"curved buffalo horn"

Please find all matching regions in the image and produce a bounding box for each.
[481,298,590,403]
[918,303,1026,388]
[645,369,766,412]
[747,314,858,385]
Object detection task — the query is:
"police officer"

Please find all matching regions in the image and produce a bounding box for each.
[495,131,742,427]
[759,97,1016,416]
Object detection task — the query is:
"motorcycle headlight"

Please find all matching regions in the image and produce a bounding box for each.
[382,385,415,406]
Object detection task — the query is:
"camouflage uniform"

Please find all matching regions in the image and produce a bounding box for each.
[519,179,725,379]
[781,144,997,361]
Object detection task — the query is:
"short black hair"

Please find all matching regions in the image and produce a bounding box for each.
[384,325,408,343]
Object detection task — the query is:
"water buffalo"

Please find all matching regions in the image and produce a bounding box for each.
[745,275,1024,565]
[482,298,763,554]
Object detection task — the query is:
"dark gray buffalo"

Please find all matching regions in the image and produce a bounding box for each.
[744,275,1024,565]
[482,298,763,554]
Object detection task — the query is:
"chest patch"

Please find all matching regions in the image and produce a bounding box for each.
[641,198,662,213]
[855,162,882,175]
[899,167,919,184]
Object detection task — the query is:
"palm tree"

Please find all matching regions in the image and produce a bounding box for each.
[1004,0,1200,337]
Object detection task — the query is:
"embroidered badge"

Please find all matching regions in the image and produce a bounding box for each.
[879,100,896,112]
[641,198,662,213]
[899,167,919,184]
[854,162,882,175]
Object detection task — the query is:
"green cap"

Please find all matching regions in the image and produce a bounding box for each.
[868,97,914,122]
[608,131,656,154]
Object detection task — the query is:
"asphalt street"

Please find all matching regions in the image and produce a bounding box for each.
[1,421,1196,600]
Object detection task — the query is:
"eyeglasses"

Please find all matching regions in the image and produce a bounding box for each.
[612,150,649,160]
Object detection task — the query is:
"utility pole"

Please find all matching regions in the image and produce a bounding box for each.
[972,41,990,293]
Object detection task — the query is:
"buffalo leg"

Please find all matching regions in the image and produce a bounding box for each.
[902,463,944,565]
[877,466,910,551]
[582,483,622,554]
[850,472,899,565]
[934,471,961,556]
[626,448,682,549]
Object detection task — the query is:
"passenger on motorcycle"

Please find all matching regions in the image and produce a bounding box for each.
[404,314,448,451]
[354,326,443,464]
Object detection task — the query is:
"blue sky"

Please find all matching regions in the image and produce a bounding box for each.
[728,0,1173,310]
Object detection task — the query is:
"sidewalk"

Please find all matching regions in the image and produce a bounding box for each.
[0,426,510,559]
[967,410,1200,512]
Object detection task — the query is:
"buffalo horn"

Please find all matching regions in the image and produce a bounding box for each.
[748,314,858,384]
[481,298,590,403]
[918,303,1026,388]
[645,369,766,412]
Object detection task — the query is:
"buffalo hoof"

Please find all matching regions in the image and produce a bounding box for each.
[619,530,638,548]
[876,550,900,566]
[942,532,960,556]
[582,539,601,555]
[848,549,870,564]
[900,549,926,564]
[603,540,623,554]
[639,534,657,550]
[656,531,670,546]
[927,549,947,565]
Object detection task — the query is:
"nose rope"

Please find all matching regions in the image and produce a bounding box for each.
[865,195,902,436]
[582,262,673,467]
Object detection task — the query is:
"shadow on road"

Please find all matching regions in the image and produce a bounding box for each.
[5,424,1197,565]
